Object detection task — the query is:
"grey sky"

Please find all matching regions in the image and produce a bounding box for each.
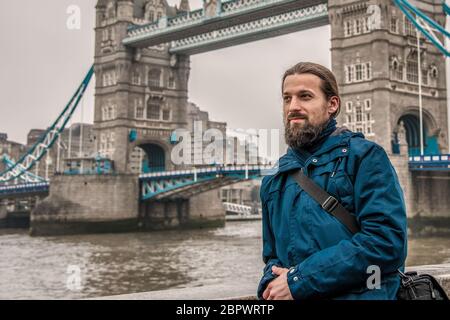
[0,0,330,147]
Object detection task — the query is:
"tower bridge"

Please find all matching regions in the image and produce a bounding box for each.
[0,0,449,236]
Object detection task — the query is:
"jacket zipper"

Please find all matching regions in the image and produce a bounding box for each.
[331,157,343,178]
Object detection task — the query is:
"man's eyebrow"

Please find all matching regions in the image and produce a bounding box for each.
[283,89,315,96]
[297,89,315,95]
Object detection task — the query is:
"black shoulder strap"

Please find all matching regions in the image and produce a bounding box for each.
[291,169,360,235]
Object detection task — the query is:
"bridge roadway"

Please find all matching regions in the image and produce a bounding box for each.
[124,0,328,49]
[1,156,449,200]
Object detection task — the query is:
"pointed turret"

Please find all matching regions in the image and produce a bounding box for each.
[179,0,190,12]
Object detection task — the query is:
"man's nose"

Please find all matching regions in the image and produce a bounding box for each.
[288,97,303,112]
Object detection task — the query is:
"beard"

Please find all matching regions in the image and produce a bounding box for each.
[284,113,329,150]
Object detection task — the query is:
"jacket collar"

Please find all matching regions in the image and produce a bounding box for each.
[275,127,364,175]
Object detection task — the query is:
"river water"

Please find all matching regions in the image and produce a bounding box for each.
[1,221,450,299]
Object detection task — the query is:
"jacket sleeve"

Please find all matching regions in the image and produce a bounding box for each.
[257,177,283,299]
[286,144,408,299]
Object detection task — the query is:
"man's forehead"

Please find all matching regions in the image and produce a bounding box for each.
[283,73,322,92]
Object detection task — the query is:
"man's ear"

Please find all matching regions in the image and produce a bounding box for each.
[328,96,340,116]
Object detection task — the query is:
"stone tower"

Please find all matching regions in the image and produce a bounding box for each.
[94,0,191,174]
[328,0,448,156]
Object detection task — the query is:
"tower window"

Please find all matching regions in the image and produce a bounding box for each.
[355,64,363,81]
[391,17,398,33]
[345,65,354,83]
[347,115,352,123]
[148,69,161,88]
[392,59,404,80]
[147,101,160,120]
[392,60,398,70]
[134,99,144,119]
[364,99,371,111]
[102,103,116,121]
[346,101,353,113]
[132,71,141,85]
[354,19,362,35]
[406,53,418,83]
[364,16,370,33]
[345,62,371,83]
[355,105,363,122]
[102,70,116,87]
[168,74,175,88]
[345,98,375,136]
[404,16,415,36]
[431,66,438,78]
[365,62,372,80]
[344,20,352,37]
[421,69,429,85]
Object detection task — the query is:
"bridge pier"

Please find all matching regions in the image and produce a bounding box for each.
[391,152,450,236]
[390,153,414,215]
[0,199,7,227]
[30,174,140,236]
[409,170,450,236]
[30,174,225,236]
[139,189,225,231]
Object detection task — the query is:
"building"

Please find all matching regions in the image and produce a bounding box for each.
[23,123,96,179]
[0,133,26,173]
[219,179,261,206]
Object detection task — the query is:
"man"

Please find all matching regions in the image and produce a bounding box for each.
[257,62,407,300]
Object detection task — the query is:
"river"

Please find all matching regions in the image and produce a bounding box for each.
[1,221,450,299]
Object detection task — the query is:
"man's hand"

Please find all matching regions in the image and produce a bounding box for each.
[262,266,294,300]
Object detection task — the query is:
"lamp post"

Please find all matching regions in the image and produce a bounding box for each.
[416,25,424,156]
[446,0,450,153]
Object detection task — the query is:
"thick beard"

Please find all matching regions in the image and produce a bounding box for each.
[284,118,329,150]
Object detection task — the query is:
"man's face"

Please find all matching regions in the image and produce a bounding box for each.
[282,73,339,149]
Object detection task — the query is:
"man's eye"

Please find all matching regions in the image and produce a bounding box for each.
[283,96,291,103]
[301,94,311,99]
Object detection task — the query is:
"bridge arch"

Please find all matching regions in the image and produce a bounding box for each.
[393,107,439,156]
[129,139,170,174]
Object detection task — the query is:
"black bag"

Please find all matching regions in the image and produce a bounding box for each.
[397,270,449,300]
[291,168,449,300]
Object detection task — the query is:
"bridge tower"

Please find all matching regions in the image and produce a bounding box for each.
[94,0,191,174]
[329,0,450,227]
[329,0,448,156]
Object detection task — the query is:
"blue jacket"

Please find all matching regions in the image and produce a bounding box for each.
[257,128,407,300]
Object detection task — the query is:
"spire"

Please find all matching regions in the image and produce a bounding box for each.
[179,0,190,12]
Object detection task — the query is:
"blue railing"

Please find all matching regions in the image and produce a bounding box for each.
[0,183,49,196]
[139,164,275,200]
[408,154,450,171]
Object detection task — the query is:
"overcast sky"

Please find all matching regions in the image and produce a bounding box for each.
[0,0,330,147]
